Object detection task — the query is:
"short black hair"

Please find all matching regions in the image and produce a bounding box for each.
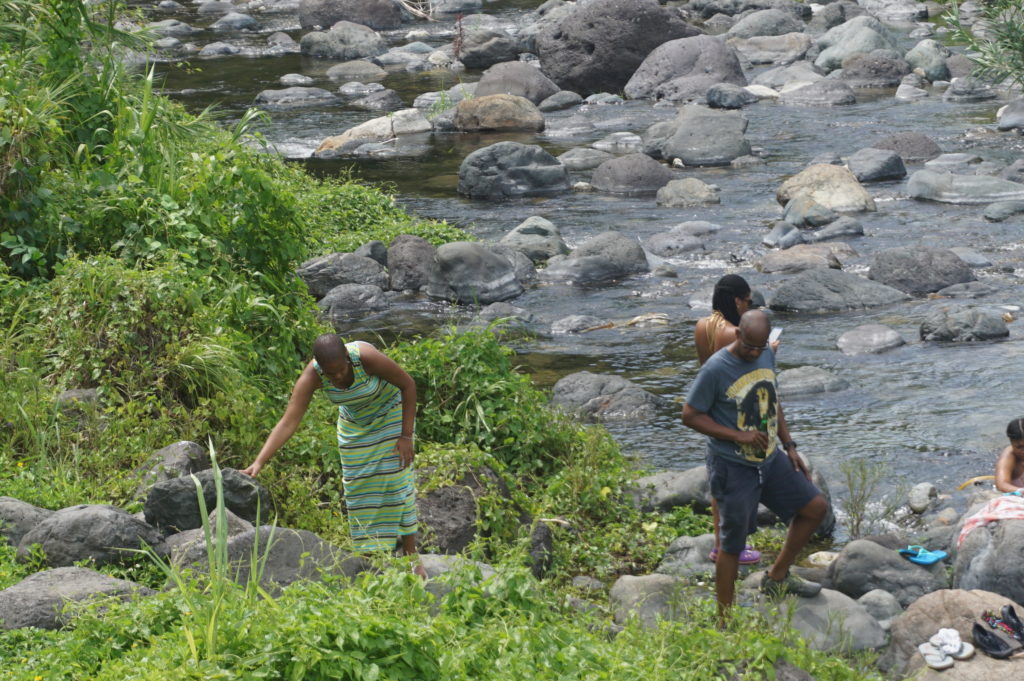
[1008,417,1024,441]
[312,333,346,365]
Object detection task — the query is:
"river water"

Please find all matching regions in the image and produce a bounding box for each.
[148,0,1024,506]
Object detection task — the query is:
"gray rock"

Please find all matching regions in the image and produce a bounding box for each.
[144,469,274,533]
[953,516,1024,605]
[752,60,824,89]
[298,0,403,30]
[556,147,613,171]
[655,534,715,578]
[868,246,976,294]
[457,142,569,200]
[780,80,857,106]
[857,588,903,630]
[769,268,909,313]
[828,538,948,607]
[804,216,864,243]
[726,9,803,38]
[624,35,747,102]
[338,81,385,98]
[132,441,211,499]
[776,163,875,213]
[726,32,813,66]
[387,235,433,291]
[211,12,258,31]
[164,508,253,566]
[350,88,403,111]
[592,132,643,153]
[644,228,705,256]
[936,281,999,298]
[570,231,649,274]
[255,87,338,107]
[0,497,53,548]
[998,99,1024,132]
[847,148,906,182]
[948,247,990,268]
[417,466,517,554]
[453,94,544,132]
[706,82,758,109]
[758,243,843,274]
[536,0,699,96]
[299,21,386,60]
[297,252,388,299]
[551,371,667,422]
[836,324,905,355]
[267,31,299,50]
[319,283,388,319]
[872,132,941,162]
[777,366,850,396]
[943,77,997,103]
[609,574,686,627]
[650,105,751,166]
[473,62,560,105]
[984,200,1024,222]
[839,50,910,88]
[18,505,166,568]
[656,178,720,206]
[908,483,938,514]
[904,39,950,82]
[762,222,804,249]
[0,567,154,630]
[894,83,929,101]
[998,159,1024,183]
[629,468,710,513]
[550,315,608,334]
[425,242,524,305]
[460,28,519,70]
[538,90,583,112]
[529,521,554,579]
[857,0,927,21]
[473,301,534,324]
[197,1,238,15]
[919,306,1009,342]
[784,196,839,228]
[147,19,196,37]
[788,588,887,651]
[814,16,899,73]
[500,216,569,263]
[326,60,387,82]
[199,41,241,57]
[280,73,314,87]
[592,154,673,196]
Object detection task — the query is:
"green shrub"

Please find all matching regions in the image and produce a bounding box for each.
[946,0,1024,87]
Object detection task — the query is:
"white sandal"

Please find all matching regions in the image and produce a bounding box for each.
[918,642,953,670]
[930,628,975,661]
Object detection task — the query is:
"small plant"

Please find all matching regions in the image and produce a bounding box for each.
[945,0,1024,88]
[838,457,906,540]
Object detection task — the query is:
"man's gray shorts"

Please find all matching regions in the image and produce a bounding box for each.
[707,450,821,555]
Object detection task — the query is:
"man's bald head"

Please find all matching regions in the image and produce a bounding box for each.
[739,309,771,342]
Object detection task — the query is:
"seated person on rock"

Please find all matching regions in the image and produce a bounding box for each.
[995,417,1024,494]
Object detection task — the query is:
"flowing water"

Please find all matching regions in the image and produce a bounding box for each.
[146,0,1024,507]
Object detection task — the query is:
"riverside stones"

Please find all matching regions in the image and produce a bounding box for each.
[551,315,608,334]
[0,497,53,548]
[299,21,385,60]
[779,80,857,106]
[298,0,403,30]
[459,28,519,70]
[847,148,906,183]
[705,83,757,109]
[777,366,849,396]
[629,468,710,513]
[0,567,155,630]
[655,534,715,578]
[814,16,899,73]
[452,94,544,132]
[725,9,803,39]
[872,132,942,162]
[318,283,389,319]
[868,246,975,295]
[726,33,813,66]
[787,589,887,652]
[776,164,876,213]
[836,324,905,355]
[131,440,211,498]
[255,87,337,107]
[144,469,273,533]
[591,154,673,196]
[425,242,524,305]
[296,252,388,299]
[457,142,569,200]
[315,109,431,155]
[551,371,667,422]
[757,244,842,274]
[646,105,751,166]
[828,539,948,607]
[417,466,518,554]
[473,62,561,105]
[954,516,1024,607]
[500,216,569,263]
[535,0,699,96]
[907,170,1024,204]
[387,235,433,291]
[656,178,720,206]
[18,505,166,568]
[839,51,911,89]
[919,306,1009,342]
[769,269,909,313]
[609,574,685,628]
[904,39,951,82]
[623,35,747,102]
[997,98,1024,131]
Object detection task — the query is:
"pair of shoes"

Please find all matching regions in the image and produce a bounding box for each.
[1001,604,1024,640]
[709,545,761,565]
[759,571,822,599]
[929,628,975,660]
[973,622,1016,659]
[897,545,948,566]
[982,609,1021,641]
[918,642,953,670]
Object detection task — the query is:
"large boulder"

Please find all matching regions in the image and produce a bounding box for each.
[904,39,951,82]
[623,35,747,102]
[828,539,948,607]
[551,371,668,422]
[629,468,710,513]
[535,0,699,96]
[776,164,876,213]
[17,505,166,568]
[839,51,911,89]
[387,235,434,292]
[769,268,909,313]
[459,28,519,70]
[953,516,1024,618]
[144,469,274,533]
[920,306,1010,342]
[457,142,570,200]
[472,62,560,105]
[452,94,544,132]
[868,246,975,295]
[656,178,720,206]
[725,9,804,39]
[298,0,403,30]
[318,283,389,321]
[814,16,899,72]
[609,574,686,628]
[500,216,569,263]
[0,567,154,630]
[787,588,887,651]
[907,170,1024,205]
[296,252,388,299]
[591,154,673,196]
[757,244,843,274]
[647,105,751,166]
[655,534,716,578]
[417,466,519,554]
[299,20,385,59]
[0,497,53,548]
[425,242,524,305]
[997,98,1024,131]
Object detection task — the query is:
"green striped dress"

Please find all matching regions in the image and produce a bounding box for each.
[314,342,417,552]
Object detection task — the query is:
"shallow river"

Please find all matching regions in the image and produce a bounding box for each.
[148,0,1024,507]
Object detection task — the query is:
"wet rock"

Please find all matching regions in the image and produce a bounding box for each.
[460,28,519,70]
[387,235,433,291]
[752,60,824,89]
[656,178,720,206]
[609,574,686,628]
[769,268,909,313]
[144,469,273,533]
[840,51,910,88]
[341,81,389,98]
[858,589,903,631]
[727,32,813,66]
[256,86,337,107]
[758,244,843,274]
[762,222,804,249]
[298,0,403,30]
[630,467,710,513]
[18,505,166,568]
[453,94,544,132]
[551,315,608,335]
[267,32,299,50]
[592,132,643,153]
[920,306,1009,342]
[457,142,569,200]
[538,90,582,112]
[535,0,699,96]
[131,441,211,499]
[500,216,569,263]
[299,21,385,60]
[788,589,887,651]
[592,154,673,196]
[350,88,403,111]
[894,83,929,101]
[776,164,876,212]
[857,0,927,21]
[936,281,999,299]
[413,82,475,111]
[983,200,1024,222]
[147,19,197,37]
[777,366,849,396]
[807,1,847,34]
[943,77,997,103]
[780,80,857,106]
[999,159,1024,184]
[318,283,389,319]
[297,252,387,299]
[211,12,258,31]
[725,8,803,38]
[473,301,534,325]
[316,109,431,154]
[280,73,313,87]
[904,39,950,82]
[643,228,705,257]
[997,98,1024,131]
[815,16,899,73]
[655,534,715,578]
[705,82,757,109]
[948,247,990,268]
[326,59,387,81]
[551,371,667,422]
[473,61,560,105]
[872,131,942,162]
[803,215,865,242]
[196,1,234,15]
[433,0,482,12]
[199,41,241,57]
[836,324,905,355]
[0,568,154,630]
[649,105,752,166]
[626,34,747,103]
[868,246,975,295]
[783,196,838,227]
[425,242,524,305]
[544,113,597,139]
[847,147,906,182]
[828,538,948,607]
[909,169,1024,205]
[953,514,1024,607]
[0,497,53,548]
[908,483,938,513]
[556,147,612,171]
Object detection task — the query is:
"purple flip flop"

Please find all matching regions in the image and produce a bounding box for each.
[709,546,761,565]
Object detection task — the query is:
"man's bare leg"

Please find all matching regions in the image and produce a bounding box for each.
[402,533,427,580]
[766,495,826,582]
[716,550,740,627]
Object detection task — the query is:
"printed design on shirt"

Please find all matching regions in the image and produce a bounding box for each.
[725,368,778,462]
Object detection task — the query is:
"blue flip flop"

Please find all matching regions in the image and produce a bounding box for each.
[898,545,948,565]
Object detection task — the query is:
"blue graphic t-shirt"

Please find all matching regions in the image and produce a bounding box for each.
[686,346,779,466]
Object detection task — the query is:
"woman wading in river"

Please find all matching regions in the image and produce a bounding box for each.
[243,333,426,578]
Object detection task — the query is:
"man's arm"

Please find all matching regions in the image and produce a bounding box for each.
[682,403,769,450]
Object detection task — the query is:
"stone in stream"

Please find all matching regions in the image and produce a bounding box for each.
[705,83,757,109]
[783,196,838,228]
[298,0,403,30]
[280,73,313,87]
[624,34,747,102]
[541,232,649,285]
[725,8,804,39]
[769,268,909,313]
[499,216,569,263]
[646,105,751,166]
[762,222,803,249]
[983,200,1024,222]
[997,98,1024,131]
[458,142,569,201]
[459,28,519,70]
[827,539,948,608]
[836,324,905,355]
[350,88,403,111]
[1000,158,1024,184]
[814,16,900,73]
[299,21,385,60]
[908,169,1024,204]
[199,41,241,57]
[859,0,928,21]
[847,147,906,182]
[433,0,482,13]
[894,83,929,101]
[777,366,850,396]
[147,19,197,37]
[953,512,1024,608]
[591,154,673,196]
[752,61,824,90]
[780,80,857,106]
[655,178,720,207]
[267,32,299,51]
[840,51,911,88]
[211,12,258,31]
[868,246,975,295]
[803,216,865,243]
[758,243,844,274]
[473,62,560,105]
[776,164,876,213]
[538,90,583,112]
[452,94,544,132]
[296,252,388,299]
[871,131,942,162]
[919,306,1009,342]
[425,242,524,305]
[726,33,814,66]
[904,39,951,82]
[943,77,997,103]
[256,87,337,107]
[643,228,705,257]
[18,505,166,568]
[535,0,699,96]
[551,371,668,422]
[326,60,386,82]
[550,315,608,335]
[556,148,612,171]
[315,109,431,155]
[387,234,433,292]
[908,483,938,514]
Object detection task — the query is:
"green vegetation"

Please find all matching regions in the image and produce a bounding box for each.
[945,0,1024,87]
[0,2,879,679]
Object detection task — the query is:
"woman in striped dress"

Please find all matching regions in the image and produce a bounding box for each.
[242,333,425,578]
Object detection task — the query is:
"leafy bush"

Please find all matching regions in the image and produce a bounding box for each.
[946,0,1024,86]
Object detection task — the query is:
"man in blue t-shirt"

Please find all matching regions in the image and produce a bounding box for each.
[683,310,827,624]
